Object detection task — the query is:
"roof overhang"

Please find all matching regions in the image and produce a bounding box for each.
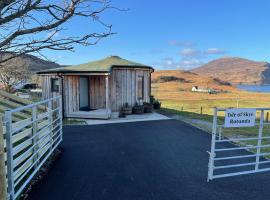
[37,65,154,75]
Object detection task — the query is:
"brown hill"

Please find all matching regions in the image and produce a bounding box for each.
[152,70,235,92]
[0,51,62,72]
[191,57,270,85]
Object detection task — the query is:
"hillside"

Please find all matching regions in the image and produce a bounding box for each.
[152,70,235,92]
[0,51,62,72]
[151,70,270,116]
[191,57,270,85]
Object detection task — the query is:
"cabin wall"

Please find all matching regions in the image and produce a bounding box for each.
[41,75,62,100]
[41,75,80,117]
[110,68,152,112]
[63,76,80,116]
[41,68,152,115]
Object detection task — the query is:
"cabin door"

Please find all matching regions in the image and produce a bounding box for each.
[79,76,90,111]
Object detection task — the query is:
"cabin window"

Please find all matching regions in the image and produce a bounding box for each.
[51,78,60,92]
[137,76,144,100]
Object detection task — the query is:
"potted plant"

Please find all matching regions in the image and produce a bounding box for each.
[121,102,132,115]
[150,95,161,109]
[132,102,144,114]
[153,100,161,109]
[143,102,153,113]
[118,111,126,118]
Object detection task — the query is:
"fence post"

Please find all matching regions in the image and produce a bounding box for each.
[207,107,217,182]
[5,111,14,200]
[59,97,63,142]
[48,100,53,152]
[255,110,264,171]
[0,118,7,200]
[266,112,269,123]
[32,106,38,169]
[200,106,203,115]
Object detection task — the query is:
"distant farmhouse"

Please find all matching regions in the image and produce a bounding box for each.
[191,86,218,94]
[37,56,154,119]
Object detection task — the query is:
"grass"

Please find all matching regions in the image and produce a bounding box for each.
[63,118,87,125]
[152,72,270,158]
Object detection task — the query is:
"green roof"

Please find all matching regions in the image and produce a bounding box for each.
[37,56,153,74]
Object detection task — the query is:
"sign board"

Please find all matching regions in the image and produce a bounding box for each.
[224,108,256,128]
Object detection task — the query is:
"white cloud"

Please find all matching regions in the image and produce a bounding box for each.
[153,57,204,70]
[179,59,204,69]
[180,48,201,57]
[152,42,227,70]
[205,48,226,55]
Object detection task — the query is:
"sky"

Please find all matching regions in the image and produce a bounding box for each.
[43,0,270,70]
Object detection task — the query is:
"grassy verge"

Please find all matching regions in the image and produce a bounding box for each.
[63,118,87,125]
[158,107,270,156]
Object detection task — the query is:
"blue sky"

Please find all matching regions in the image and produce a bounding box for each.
[43,0,270,70]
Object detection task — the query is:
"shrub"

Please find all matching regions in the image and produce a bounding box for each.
[152,76,190,83]
[213,78,231,86]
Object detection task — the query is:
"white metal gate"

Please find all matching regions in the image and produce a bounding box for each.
[4,96,63,199]
[208,107,270,181]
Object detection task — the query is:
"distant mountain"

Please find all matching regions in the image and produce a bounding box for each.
[191,57,270,85]
[0,51,62,72]
[152,70,235,92]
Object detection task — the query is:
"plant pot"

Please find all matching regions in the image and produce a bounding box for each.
[132,105,144,114]
[122,107,132,115]
[144,103,153,113]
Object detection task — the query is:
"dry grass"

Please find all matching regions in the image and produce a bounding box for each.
[152,70,270,116]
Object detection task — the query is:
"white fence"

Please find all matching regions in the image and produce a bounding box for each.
[208,107,270,181]
[3,96,63,200]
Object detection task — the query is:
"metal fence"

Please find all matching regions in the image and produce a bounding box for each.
[3,96,62,199]
[208,107,270,181]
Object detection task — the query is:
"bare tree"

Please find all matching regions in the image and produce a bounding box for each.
[0,58,30,92]
[0,0,118,63]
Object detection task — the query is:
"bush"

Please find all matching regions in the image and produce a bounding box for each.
[152,76,190,83]
[213,78,231,86]
[153,100,161,109]
[150,95,161,109]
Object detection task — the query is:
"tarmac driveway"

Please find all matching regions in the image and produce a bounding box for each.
[28,119,270,200]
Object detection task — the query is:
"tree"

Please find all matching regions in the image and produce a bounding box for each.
[0,0,117,63]
[0,58,30,92]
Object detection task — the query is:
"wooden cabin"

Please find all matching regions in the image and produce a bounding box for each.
[37,56,154,119]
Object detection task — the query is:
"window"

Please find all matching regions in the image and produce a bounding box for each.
[137,76,144,100]
[51,78,60,92]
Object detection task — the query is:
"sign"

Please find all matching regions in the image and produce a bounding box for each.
[224,108,256,128]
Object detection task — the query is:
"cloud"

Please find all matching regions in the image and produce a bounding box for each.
[152,42,227,70]
[179,59,204,69]
[168,40,195,47]
[153,57,204,70]
[205,48,226,55]
[180,48,201,57]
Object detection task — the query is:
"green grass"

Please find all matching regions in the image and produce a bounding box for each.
[63,118,87,125]
[161,99,270,116]
[159,107,270,157]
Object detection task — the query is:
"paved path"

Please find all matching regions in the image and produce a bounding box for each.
[86,112,169,125]
[28,120,270,200]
